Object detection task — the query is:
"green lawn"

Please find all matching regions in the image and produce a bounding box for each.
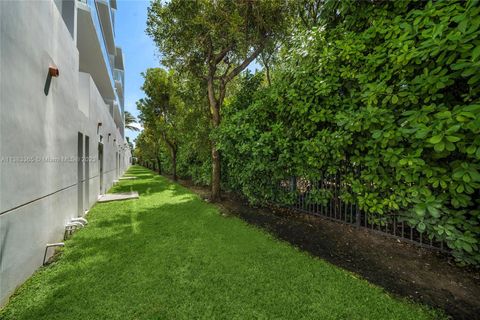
[0,166,443,319]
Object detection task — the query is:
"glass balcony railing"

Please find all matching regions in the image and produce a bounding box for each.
[111,7,116,36]
[79,0,124,130]
[113,69,124,88]
[78,0,114,90]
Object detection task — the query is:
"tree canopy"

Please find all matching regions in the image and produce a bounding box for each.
[147,0,291,200]
[137,68,182,180]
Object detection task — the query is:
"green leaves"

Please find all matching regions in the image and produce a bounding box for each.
[472,45,480,61]
[417,221,426,232]
[434,141,445,152]
[414,204,426,217]
[215,0,480,266]
[428,134,443,144]
[446,135,461,142]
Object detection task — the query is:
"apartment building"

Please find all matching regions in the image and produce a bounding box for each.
[0,0,131,304]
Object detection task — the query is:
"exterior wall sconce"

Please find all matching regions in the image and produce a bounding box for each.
[44,65,59,95]
[49,66,59,77]
[98,122,102,127]
[113,139,116,143]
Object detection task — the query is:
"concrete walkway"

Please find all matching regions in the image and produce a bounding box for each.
[97,191,139,203]
[119,176,137,180]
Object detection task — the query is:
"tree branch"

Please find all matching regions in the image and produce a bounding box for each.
[218,80,227,108]
[220,61,233,79]
[207,65,217,115]
[213,44,234,65]
[225,44,264,83]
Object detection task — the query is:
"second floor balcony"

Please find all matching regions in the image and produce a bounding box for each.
[77,0,115,101]
[114,69,124,95]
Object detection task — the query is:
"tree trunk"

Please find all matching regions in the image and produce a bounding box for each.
[207,73,223,202]
[265,64,271,86]
[208,45,265,201]
[210,101,222,201]
[211,145,221,201]
[156,156,162,175]
[172,149,177,181]
[165,138,178,182]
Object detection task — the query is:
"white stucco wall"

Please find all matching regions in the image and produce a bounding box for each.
[0,0,130,305]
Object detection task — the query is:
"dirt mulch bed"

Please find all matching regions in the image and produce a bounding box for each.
[170,176,480,320]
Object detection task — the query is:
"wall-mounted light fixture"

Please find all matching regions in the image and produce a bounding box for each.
[49,66,59,77]
[44,65,59,96]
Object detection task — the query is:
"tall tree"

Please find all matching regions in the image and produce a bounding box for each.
[124,111,140,131]
[147,0,289,201]
[137,68,182,181]
[134,128,163,173]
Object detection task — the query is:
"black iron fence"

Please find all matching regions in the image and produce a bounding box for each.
[279,174,448,253]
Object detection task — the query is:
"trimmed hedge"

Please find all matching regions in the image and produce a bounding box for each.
[218,0,480,265]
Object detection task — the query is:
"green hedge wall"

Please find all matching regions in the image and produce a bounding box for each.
[218,0,480,265]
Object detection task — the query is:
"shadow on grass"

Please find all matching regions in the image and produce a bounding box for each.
[2,193,202,319]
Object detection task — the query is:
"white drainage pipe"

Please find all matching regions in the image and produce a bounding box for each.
[71,217,88,225]
[64,220,86,240]
[43,242,64,265]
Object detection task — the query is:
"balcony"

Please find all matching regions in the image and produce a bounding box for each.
[114,47,125,115]
[112,100,124,132]
[115,46,124,70]
[95,0,115,54]
[114,69,124,101]
[77,0,115,101]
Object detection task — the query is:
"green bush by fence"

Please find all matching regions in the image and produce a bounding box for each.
[217,0,480,265]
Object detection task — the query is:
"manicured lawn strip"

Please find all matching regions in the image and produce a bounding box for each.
[0,166,443,319]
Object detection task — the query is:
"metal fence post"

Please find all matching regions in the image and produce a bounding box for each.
[290,176,297,192]
[355,205,361,227]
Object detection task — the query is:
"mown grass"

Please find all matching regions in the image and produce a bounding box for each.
[0,165,444,319]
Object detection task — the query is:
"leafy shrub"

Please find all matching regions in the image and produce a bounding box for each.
[218,0,480,265]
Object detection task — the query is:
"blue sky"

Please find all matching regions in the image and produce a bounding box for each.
[116,0,159,143]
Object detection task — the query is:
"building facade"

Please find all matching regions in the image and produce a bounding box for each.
[0,0,130,305]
